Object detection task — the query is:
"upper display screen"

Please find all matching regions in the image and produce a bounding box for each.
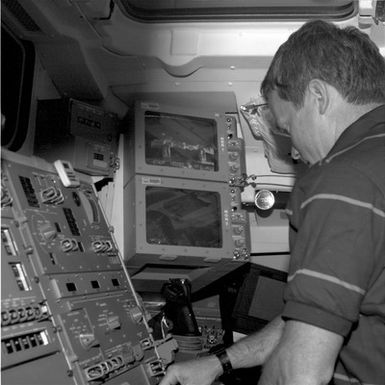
[145,111,218,172]
[146,186,222,248]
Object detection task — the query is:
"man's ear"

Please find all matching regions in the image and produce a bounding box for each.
[308,79,329,115]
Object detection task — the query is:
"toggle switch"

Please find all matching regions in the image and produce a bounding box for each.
[106,315,121,331]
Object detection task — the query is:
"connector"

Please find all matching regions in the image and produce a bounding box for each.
[147,359,165,377]
[84,354,125,382]
[18,307,28,322]
[109,355,123,369]
[1,310,10,326]
[85,364,104,381]
[8,308,20,324]
[25,306,35,321]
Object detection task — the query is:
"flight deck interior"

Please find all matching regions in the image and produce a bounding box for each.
[1,1,384,384]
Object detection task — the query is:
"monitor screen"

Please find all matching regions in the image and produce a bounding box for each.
[144,111,218,172]
[146,186,222,248]
[232,263,287,334]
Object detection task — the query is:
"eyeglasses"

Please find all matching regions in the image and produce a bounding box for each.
[240,102,290,137]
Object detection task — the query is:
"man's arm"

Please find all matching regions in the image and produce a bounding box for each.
[226,315,285,369]
[259,320,343,385]
[159,316,285,385]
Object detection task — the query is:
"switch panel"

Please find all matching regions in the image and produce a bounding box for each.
[1,150,176,385]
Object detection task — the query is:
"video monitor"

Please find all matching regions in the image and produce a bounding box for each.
[123,175,250,269]
[125,101,245,183]
[231,263,287,334]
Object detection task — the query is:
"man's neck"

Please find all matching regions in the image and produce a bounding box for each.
[333,102,383,139]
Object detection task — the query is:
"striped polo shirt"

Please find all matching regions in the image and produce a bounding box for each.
[282,104,385,385]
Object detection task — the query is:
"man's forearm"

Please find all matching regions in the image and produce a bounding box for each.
[159,316,285,385]
[226,316,285,369]
[258,320,343,385]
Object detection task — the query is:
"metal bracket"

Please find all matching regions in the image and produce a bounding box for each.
[359,0,385,27]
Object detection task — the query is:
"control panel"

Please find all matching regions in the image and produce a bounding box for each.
[1,149,176,385]
[34,98,120,177]
[226,116,249,260]
[225,115,246,187]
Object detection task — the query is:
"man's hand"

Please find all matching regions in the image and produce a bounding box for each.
[159,355,222,385]
[159,316,285,385]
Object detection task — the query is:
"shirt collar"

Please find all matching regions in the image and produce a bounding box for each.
[326,104,385,160]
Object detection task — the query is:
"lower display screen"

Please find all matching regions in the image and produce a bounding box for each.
[146,186,222,248]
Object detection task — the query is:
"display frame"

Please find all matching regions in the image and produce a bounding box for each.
[127,101,240,182]
[231,263,287,334]
[124,174,250,267]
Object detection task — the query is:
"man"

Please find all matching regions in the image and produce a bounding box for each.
[159,20,385,385]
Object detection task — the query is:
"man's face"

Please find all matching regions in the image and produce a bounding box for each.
[268,89,329,165]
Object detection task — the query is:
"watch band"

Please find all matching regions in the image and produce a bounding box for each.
[215,349,233,375]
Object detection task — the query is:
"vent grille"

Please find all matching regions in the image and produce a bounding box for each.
[2,0,41,32]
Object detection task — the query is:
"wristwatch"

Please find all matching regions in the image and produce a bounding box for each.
[215,349,233,375]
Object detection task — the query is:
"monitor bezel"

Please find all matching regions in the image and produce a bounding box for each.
[124,174,240,264]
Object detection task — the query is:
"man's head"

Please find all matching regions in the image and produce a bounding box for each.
[261,20,385,165]
[261,20,385,108]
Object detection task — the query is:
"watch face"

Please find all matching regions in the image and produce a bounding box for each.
[254,189,275,210]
